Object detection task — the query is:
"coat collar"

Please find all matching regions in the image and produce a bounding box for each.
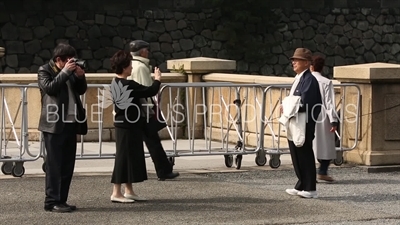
[131,55,150,66]
[49,59,61,73]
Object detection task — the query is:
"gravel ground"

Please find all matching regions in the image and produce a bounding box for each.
[1,166,400,225]
[205,166,400,224]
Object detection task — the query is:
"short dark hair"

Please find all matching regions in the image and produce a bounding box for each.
[110,50,132,74]
[311,55,325,73]
[52,43,76,61]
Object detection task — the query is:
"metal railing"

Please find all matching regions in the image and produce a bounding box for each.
[0,82,361,177]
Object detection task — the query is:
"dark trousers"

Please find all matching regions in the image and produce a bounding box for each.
[288,123,317,192]
[143,131,172,178]
[43,123,77,208]
[318,160,331,175]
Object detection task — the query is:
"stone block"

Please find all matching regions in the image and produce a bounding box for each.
[167,57,236,73]
[173,0,195,8]
[330,0,347,7]
[5,55,18,67]
[0,47,5,58]
[120,16,135,25]
[33,26,50,39]
[178,39,193,51]
[65,25,79,38]
[334,62,400,83]
[17,54,33,67]
[381,0,400,8]
[159,0,173,9]
[105,16,120,26]
[4,0,24,12]
[1,23,18,40]
[301,0,324,8]
[148,22,166,33]
[139,0,158,9]
[356,0,380,8]
[24,40,41,55]
[0,1,4,12]
[6,41,24,54]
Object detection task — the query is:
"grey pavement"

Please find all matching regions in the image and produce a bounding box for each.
[1,140,400,224]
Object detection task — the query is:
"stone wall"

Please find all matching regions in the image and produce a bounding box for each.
[264,8,400,77]
[1,0,400,77]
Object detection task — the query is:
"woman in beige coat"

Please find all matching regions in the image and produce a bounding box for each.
[310,56,338,182]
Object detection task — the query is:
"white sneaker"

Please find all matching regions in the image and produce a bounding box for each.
[297,191,318,199]
[124,193,147,201]
[285,189,300,196]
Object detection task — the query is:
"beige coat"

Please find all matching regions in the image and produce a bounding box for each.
[129,55,152,86]
[312,71,337,160]
[129,55,154,109]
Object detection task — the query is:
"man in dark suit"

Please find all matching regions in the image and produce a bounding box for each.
[129,40,179,181]
[284,48,322,199]
[38,43,88,212]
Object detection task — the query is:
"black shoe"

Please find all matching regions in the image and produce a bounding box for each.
[63,203,77,211]
[158,172,180,181]
[45,204,72,213]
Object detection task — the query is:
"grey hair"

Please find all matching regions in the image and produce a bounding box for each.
[131,51,141,56]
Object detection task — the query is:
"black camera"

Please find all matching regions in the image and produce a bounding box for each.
[72,58,87,70]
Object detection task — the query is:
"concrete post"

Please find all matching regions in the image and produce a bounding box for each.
[167,57,236,138]
[334,62,400,166]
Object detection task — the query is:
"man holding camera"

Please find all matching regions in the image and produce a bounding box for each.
[37,43,88,213]
[128,40,179,181]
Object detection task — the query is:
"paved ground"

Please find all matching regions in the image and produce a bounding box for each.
[1,140,400,224]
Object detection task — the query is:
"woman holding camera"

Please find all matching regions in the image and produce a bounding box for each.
[109,50,162,203]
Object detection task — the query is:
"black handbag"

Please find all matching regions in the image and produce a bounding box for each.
[143,103,166,136]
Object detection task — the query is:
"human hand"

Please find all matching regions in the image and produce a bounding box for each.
[75,66,85,77]
[64,58,77,72]
[154,67,161,81]
[330,126,337,133]
[279,104,283,113]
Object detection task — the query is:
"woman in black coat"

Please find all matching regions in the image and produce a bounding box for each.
[109,50,162,203]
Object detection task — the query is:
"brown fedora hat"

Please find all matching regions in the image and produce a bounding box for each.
[290,48,312,61]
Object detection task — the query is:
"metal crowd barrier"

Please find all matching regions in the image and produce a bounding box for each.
[258,83,361,169]
[157,82,265,169]
[0,82,361,177]
[37,82,264,170]
[0,83,42,177]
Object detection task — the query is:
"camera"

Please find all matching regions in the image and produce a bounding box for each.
[71,58,87,70]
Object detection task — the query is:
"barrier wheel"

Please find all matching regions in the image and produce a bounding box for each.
[11,163,25,177]
[255,155,267,166]
[168,157,175,166]
[333,156,344,166]
[269,156,281,169]
[235,155,243,170]
[1,162,13,175]
[333,151,344,166]
[224,155,233,168]
[42,162,46,173]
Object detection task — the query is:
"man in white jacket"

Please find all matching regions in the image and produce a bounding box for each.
[285,48,322,199]
[310,55,338,182]
[128,40,179,181]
